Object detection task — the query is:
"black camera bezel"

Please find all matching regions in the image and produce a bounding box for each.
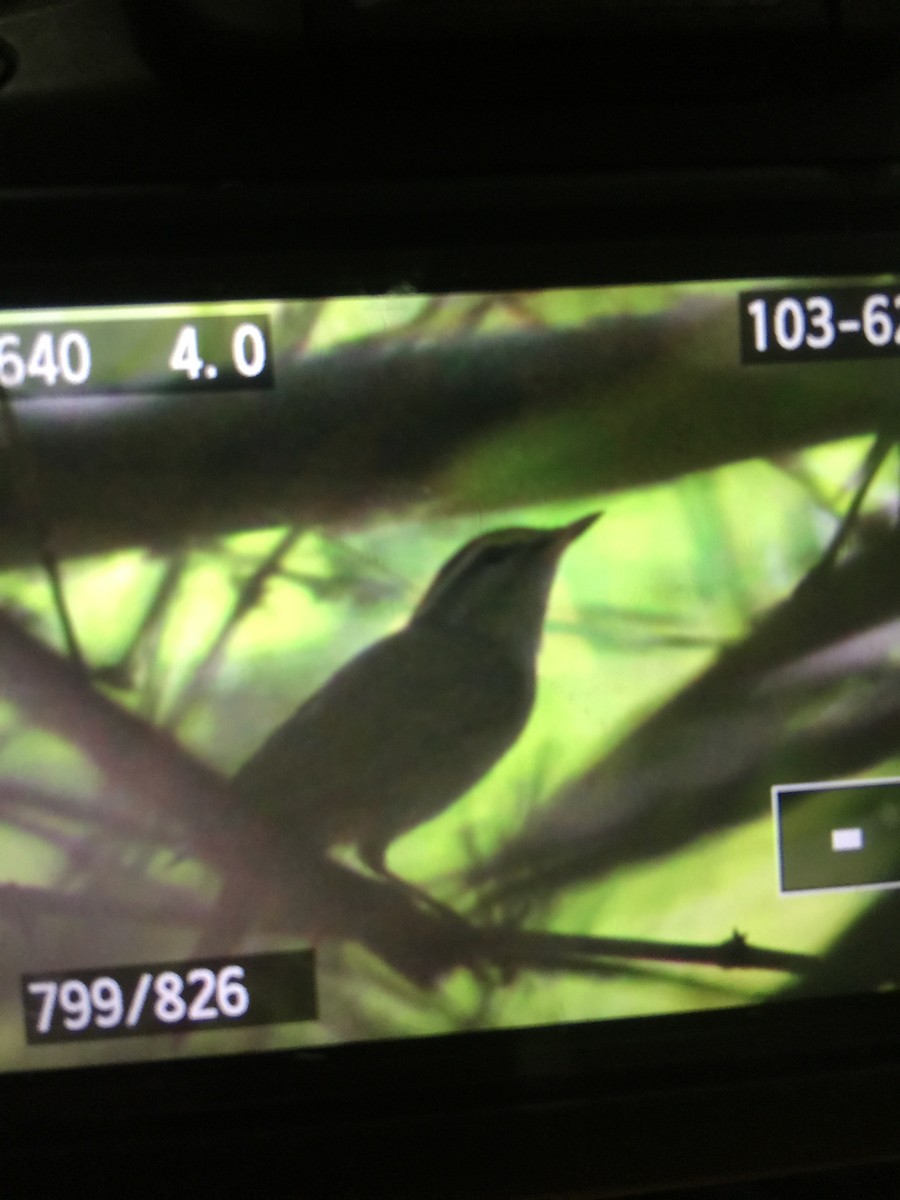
[3,993,898,1194]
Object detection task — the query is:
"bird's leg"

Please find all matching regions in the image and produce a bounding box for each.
[356,839,471,929]
[354,842,502,989]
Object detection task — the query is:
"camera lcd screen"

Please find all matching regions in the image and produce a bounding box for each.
[0,277,897,1072]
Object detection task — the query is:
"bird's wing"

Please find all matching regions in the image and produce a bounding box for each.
[231,626,533,854]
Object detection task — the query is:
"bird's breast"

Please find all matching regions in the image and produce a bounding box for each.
[340,623,536,842]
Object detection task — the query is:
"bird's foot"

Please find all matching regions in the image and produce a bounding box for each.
[384,870,471,929]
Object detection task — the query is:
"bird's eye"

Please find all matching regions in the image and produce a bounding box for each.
[478,545,510,567]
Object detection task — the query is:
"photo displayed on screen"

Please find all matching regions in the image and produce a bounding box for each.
[0,277,897,1071]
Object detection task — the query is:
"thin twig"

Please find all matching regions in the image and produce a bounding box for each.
[165,527,303,728]
[0,779,175,842]
[484,927,816,976]
[92,551,189,701]
[800,430,893,588]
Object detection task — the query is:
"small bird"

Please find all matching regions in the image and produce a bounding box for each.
[232,514,600,892]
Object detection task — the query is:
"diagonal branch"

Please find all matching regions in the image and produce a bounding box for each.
[3,299,899,566]
[472,520,900,902]
[0,613,816,990]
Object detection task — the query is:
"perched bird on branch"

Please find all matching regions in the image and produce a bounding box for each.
[232,514,599,894]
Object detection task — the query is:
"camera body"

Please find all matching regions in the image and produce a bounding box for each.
[1,5,899,1196]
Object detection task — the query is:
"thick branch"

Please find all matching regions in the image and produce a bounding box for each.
[0,612,229,835]
[3,299,899,564]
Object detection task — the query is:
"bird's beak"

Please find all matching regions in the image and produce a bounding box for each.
[554,511,602,548]
[541,512,601,561]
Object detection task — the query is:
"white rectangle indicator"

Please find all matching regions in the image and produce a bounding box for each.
[831,827,864,852]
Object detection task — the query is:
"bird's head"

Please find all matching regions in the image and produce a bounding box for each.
[410,513,600,665]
